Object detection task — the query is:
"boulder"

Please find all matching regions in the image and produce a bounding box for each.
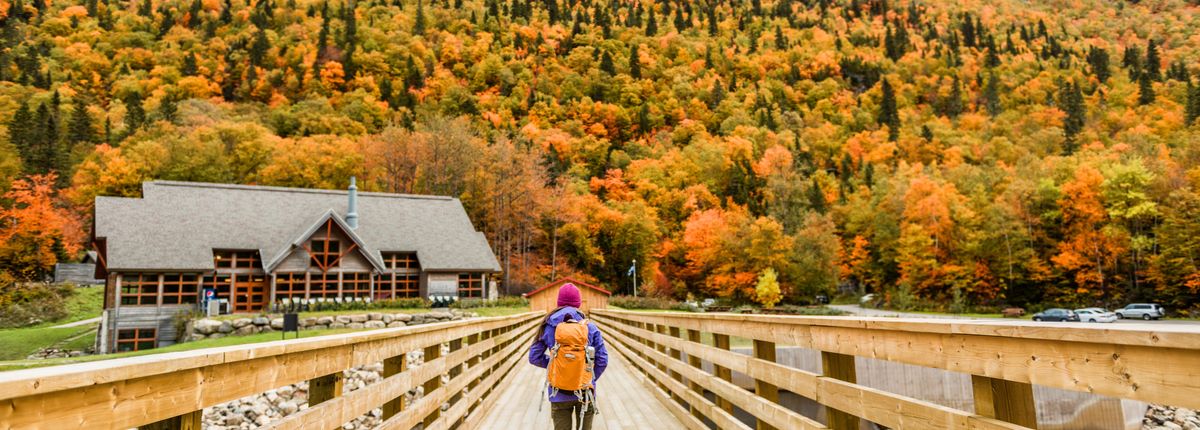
[429,311,452,320]
[208,333,226,340]
[330,323,347,329]
[217,321,234,334]
[270,318,284,330]
[347,322,365,329]
[364,321,385,329]
[317,316,335,326]
[336,316,352,324]
[393,313,413,322]
[386,321,407,328]
[381,314,394,324]
[231,318,252,329]
[368,313,383,321]
[235,325,257,335]
[194,319,223,335]
[302,317,318,327]
[348,314,368,323]
[252,317,270,326]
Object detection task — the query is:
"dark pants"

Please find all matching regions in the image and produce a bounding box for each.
[550,401,595,430]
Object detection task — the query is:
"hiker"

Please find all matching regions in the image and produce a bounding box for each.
[529,283,609,430]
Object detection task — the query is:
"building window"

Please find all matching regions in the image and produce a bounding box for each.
[116,328,157,352]
[202,274,233,300]
[458,273,484,298]
[343,272,371,297]
[310,273,339,298]
[382,252,420,271]
[377,273,419,299]
[275,273,305,299]
[161,274,200,305]
[311,239,341,268]
[214,250,262,269]
[120,274,159,306]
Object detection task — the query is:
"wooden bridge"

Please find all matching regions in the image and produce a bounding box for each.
[2,309,1199,429]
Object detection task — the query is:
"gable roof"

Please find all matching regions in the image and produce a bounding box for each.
[523,277,612,298]
[94,181,502,272]
[263,209,386,272]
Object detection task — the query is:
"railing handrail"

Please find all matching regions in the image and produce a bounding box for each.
[593,308,1200,430]
[0,311,544,430]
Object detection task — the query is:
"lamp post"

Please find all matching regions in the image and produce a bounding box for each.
[632,259,638,296]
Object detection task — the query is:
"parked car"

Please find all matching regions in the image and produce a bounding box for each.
[1032,308,1080,322]
[1074,308,1117,323]
[1116,303,1165,320]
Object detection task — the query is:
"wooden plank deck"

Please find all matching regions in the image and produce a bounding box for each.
[474,347,687,429]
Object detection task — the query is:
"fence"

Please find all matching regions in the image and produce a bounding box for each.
[592,309,1200,430]
[0,311,542,430]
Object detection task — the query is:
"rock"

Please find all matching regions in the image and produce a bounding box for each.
[194,319,223,335]
[189,333,207,342]
[364,320,385,329]
[330,323,346,329]
[394,313,413,322]
[347,322,365,329]
[302,317,317,327]
[1165,423,1184,430]
[253,317,270,326]
[278,401,299,415]
[218,321,234,334]
[381,314,394,324]
[235,325,257,335]
[208,333,225,340]
[349,314,368,323]
[270,318,284,330]
[231,318,252,329]
[368,313,383,321]
[317,316,335,326]
[429,311,452,320]
[386,321,407,328]
[336,316,352,324]
[223,415,244,426]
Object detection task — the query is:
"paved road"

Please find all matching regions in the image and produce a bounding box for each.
[50,316,100,328]
[830,304,1200,326]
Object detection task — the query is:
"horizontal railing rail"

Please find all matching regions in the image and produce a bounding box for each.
[592,309,1200,430]
[0,311,543,430]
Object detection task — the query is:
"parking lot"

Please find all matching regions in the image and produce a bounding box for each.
[830,304,1200,326]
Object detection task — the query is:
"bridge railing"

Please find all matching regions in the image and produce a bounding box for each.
[592,308,1200,430]
[0,311,542,430]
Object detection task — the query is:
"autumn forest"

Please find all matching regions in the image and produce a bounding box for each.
[0,0,1199,313]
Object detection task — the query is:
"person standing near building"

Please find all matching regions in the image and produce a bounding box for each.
[528,283,609,430]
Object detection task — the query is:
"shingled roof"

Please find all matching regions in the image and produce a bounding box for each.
[94,181,502,273]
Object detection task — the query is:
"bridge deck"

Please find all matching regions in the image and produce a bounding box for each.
[475,346,687,429]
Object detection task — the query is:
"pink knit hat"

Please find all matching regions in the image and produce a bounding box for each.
[557,283,582,308]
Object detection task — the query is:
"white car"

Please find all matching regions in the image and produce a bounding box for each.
[1074,308,1117,323]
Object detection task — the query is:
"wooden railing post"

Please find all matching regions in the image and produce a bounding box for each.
[753,340,780,430]
[711,333,734,414]
[138,410,201,430]
[821,351,859,430]
[971,375,1039,428]
[685,329,705,421]
[308,372,343,406]
[381,353,407,419]
[467,333,482,391]
[422,343,443,427]
[448,337,464,406]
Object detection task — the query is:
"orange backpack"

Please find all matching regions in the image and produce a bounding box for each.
[547,318,595,393]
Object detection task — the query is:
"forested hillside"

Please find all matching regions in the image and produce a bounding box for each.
[1,0,1199,312]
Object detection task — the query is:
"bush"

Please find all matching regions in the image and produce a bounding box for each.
[370,297,430,309]
[0,282,73,328]
[451,296,529,309]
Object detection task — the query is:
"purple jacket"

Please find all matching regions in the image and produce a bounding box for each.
[528,306,609,402]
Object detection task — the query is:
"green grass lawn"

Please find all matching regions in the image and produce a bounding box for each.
[16,285,107,329]
[0,325,97,360]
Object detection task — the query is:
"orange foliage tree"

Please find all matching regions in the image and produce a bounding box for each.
[0,174,85,281]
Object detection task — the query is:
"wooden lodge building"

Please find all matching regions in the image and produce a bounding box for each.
[91,179,501,353]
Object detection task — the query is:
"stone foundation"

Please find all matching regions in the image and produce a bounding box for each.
[187,310,471,341]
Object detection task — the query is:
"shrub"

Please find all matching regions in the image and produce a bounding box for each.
[371,297,430,309]
[451,296,529,309]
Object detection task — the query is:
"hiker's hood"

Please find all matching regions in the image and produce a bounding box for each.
[547,306,586,325]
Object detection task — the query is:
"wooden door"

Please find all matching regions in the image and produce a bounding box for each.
[233,274,268,312]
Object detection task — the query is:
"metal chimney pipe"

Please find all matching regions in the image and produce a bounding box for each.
[347,176,359,229]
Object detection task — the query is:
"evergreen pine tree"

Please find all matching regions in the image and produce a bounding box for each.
[1187,80,1200,125]
[188,0,202,26]
[414,0,426,35]
[8,101,32,158]
[707,8,717,37]
[379,76,394,107]
[877,79,900,141]
[921,124,934,141]
[941,76,964,118]
[182,53,199,76]
[405,55,423,88]
[1087,46,1111,83]
[138,0,153,17]
[636,104,650,133]
[774,25,786,50]
[250,29,270,67]
[628,44,641,79]
[807,178,826,213]
[1137,71,1156,105]
[158,95,178,123]
[220,0,233,23]
[599,50,615,74]
[1060,81,1085,151]
[123,92,146,133]
[29,102,59,174]
[645,8,656,36]
[67,98,95,145]
[1145,39,1161,81]
[983,72,1001,117]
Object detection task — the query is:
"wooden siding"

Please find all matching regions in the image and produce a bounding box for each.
[528,281,610,315]
[274,225,374,273]
[109,304,196,348]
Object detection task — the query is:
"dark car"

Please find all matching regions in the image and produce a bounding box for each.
[1032,308,1080,322]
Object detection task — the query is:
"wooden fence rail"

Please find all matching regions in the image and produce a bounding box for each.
[592,309,1200,430]
[0,311,542,430]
